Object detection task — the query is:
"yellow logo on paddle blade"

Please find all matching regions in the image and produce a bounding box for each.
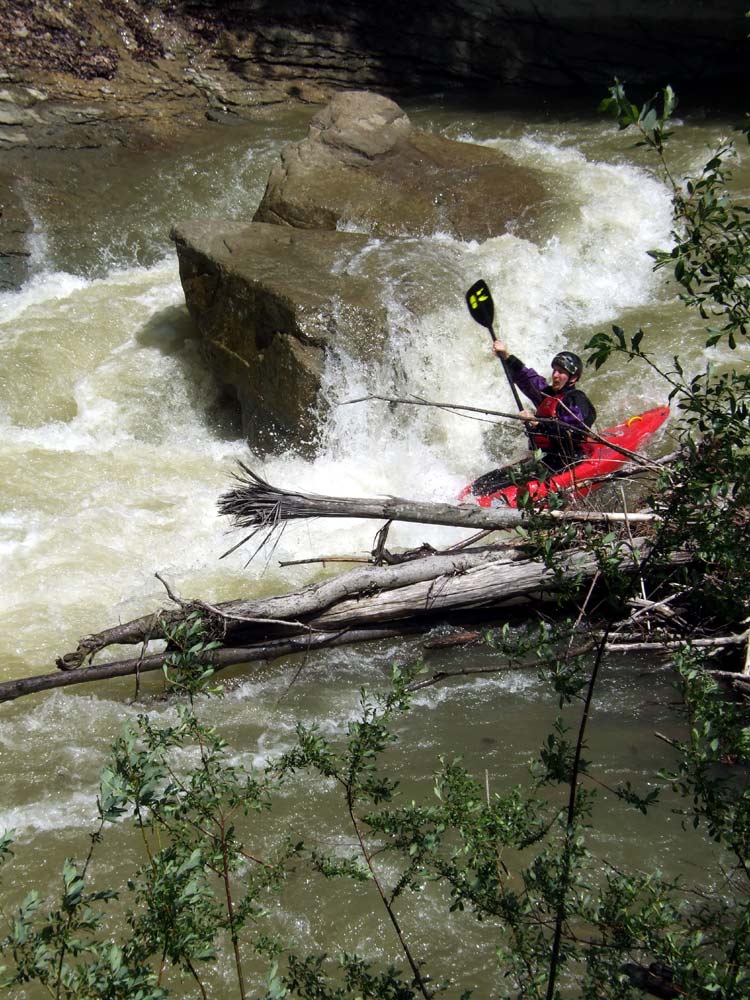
[469,287,489,311]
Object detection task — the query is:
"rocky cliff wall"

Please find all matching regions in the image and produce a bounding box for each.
[1,0,747,290]
[173,0,747,95]
[2,0,747,137]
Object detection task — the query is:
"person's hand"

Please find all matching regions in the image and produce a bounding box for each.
[520,408,538,428]
[492,340,509,359]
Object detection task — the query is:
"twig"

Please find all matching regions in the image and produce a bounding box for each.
[654,731,679,750]
[346,794,432,998]
[342,392,516,424]
[445,528,497,549]
[192,597,316,633]
[546,630,609,1000]
[278,555,374,567]
[620,486,649,618]
[155,571,187,607]
[407,641,599,692]
[372,519,393,565]
[628,594,683,620]
[343,393,666,469]
[573,571,600,636]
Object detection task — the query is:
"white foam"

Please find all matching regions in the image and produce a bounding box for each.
[0,128,677,664]
[0,270,90,330]
[0,792,100,837]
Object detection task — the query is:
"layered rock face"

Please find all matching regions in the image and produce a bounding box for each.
[173,92,547,452]
[0,169,31,290]
[182,0,747,96]
[2,0,746,289]
[3,0,746,129]
[172,220,387,450]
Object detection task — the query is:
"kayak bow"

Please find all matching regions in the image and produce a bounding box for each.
[459,405,670,508]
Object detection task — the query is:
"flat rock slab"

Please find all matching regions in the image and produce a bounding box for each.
[254,91,547,240]
[172,220,389,452]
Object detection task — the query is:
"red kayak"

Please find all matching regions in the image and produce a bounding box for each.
[459,405,670,508]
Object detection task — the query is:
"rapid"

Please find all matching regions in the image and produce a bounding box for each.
[1,95,745,994]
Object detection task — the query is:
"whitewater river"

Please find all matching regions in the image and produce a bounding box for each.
[1,94,746,995]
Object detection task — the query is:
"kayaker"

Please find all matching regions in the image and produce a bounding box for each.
[469,343,596,495]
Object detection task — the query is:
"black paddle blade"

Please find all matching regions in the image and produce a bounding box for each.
[465,279,494,329]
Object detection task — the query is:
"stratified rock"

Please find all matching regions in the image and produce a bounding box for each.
[0,171,32,290]
[172,220,389,452]
[254,91,546,241]
[2,0,747,124]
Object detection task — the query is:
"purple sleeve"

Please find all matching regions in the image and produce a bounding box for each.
[506,357,547,406]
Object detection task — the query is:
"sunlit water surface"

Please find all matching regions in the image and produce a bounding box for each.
[1,95,746,996]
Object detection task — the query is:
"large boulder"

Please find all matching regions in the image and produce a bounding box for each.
[174,91,552,454]
[172,220,390,452]
[254,91,546,241]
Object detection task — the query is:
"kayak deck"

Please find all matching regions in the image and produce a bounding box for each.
[459,405,670,508]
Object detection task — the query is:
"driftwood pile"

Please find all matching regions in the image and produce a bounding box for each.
[2,468,746,705]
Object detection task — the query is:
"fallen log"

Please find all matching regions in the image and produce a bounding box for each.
[217,469,522,560]
[216,467,660,560]
[44,534,688,688]
[1,474,678,704]
[592,632,749,653]
[56,538,666,670]
[2,545,691,704]
[56,547,527,669]
[0,626,433,704]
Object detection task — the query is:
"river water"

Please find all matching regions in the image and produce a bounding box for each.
[1,94,746,995]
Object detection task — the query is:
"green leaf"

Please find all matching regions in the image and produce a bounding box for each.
[641,108,658,132]
[663,84,677,119]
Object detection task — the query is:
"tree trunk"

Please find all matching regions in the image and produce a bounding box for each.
[0,472,675,704]
[0,539,690,705]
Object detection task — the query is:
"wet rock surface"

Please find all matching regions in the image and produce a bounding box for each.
[254,91,546,241]
[173,91,550,453]
[172,219,389,452]
[0,168,31,289]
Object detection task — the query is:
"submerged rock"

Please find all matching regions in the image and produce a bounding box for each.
[172,220,389,453]
[254,91,546,241]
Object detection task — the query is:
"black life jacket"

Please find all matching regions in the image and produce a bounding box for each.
[530,389,596,452]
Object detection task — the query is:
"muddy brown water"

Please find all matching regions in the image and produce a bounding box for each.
[1,93,747,996]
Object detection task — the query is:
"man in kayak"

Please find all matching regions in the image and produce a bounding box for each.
[469,342,596,496]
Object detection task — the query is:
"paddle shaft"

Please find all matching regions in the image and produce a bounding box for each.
[484,323,528,421]
[465,278,532,443]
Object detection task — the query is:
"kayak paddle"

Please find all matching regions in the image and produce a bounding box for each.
[465,278,526,416]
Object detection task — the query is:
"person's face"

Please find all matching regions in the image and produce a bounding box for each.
[551,365,571,391]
